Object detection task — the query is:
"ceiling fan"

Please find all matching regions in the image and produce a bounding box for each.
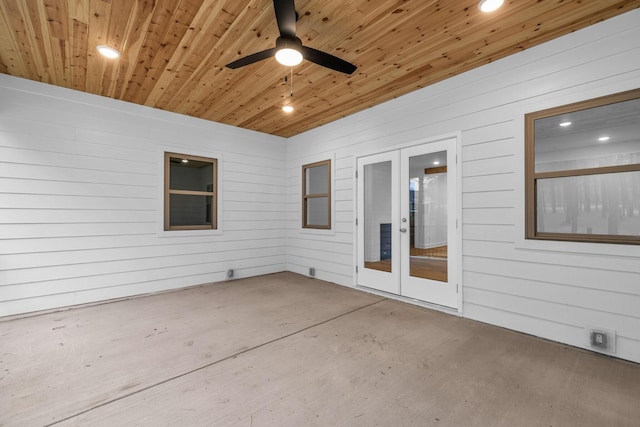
[226,0,357,74]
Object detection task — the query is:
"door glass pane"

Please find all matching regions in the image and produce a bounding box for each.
[409,152,448,282]
[363,161,392,273]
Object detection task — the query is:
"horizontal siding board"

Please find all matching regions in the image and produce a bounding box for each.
[0,209,155,224]
[1,239,287,270]
[464,256,639,295]
[3,250,286,289]
[462,173,515,193]
[0,162,156,187]
[462,138,514,161]
[463,240,640,273]
[0,178,155,198]
[0,229,285,255]
[463,303,586,349]
[0,145,155,175]
[462,224,515,242]
[0,193,153,210]
[462,122,515,147]
[0,223,157,239]
[464,271,640,319]
[0,132,155,165]
[462,191,514,209]
[464,287,639,338]
[223,191,286,204]
[462,155,514,177]
[463,208,514,225]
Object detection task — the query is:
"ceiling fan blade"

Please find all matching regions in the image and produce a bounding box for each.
[301,46,357,75]
[273,0,297,39]
[226,48,277,69]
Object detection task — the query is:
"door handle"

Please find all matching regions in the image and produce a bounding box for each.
[400,228,407,233]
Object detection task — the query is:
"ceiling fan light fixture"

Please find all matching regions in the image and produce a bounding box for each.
[275,47,303,67]
[478,0,504,12]
[96,45,121,59]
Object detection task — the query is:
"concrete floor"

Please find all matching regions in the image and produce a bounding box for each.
[1,272,639,426]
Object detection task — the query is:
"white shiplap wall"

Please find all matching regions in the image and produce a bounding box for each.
[0,76,287,316]
[286,9,640,363]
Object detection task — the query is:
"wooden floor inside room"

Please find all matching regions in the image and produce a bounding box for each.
[1,272,639,426]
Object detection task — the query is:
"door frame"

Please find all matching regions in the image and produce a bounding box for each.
[353,132,463,314]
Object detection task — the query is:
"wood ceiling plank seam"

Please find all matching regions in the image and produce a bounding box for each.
[0,54,8,74]
[322,0,446,58]
[122,0,182,104]
[140,0,207,105]
[145,0,230,108]
[85,0,113,95]
[43,0,71,86]
[163,12,275,113]
[161,0,276,113]
[2,1,42,82]
[344,3,478,75]
[212,69,293,125]
[301,0,436,59]
[113,0,156,100]
[193,54,307,124]
[70,18,89,92]
[101,0,136,98]
[0,3,24,76]
[23,0,54,82]
[67,0,89,93]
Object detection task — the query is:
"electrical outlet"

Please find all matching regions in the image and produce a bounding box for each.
[227,269,234,279]
[590,330,607,349]
[309,268,315,277]
[585,326,616,354]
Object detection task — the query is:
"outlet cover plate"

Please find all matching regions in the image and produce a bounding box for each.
[584,325,616,355]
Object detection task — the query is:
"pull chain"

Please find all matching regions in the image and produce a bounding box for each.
[289,66,294,97]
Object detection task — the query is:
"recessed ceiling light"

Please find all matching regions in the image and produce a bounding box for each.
[559,121,572,127]
[598,136,610,142]
[282,105,294,113]
[433,161,440,165]
[96,45,121,59]
[181,159,189,163]
[478,0,504,12]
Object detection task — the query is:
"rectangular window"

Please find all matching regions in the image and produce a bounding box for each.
[525,89,640,244]
[302,159,331,229]
[164,152,217,231]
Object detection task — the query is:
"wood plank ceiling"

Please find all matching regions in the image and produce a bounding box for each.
[1,0,638,137]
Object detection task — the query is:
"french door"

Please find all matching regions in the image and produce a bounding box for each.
[356,138,458,309]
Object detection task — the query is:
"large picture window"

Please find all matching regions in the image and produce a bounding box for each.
[525,89,640,245]
[302,159,331,229]
[164,152,217,231]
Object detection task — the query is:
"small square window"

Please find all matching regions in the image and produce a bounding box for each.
[302,160,331,229]
[525,89,640,245]
[164,152,217,231]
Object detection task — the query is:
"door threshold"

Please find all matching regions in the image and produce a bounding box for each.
[356,285,461,317]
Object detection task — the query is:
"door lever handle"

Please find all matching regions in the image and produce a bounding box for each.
[400,228,407,233]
